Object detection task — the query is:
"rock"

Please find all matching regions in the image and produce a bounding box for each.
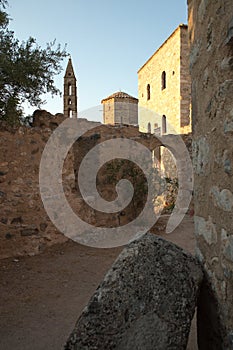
[0,191,6,204]
[0,162,8,167]
[210,186,233,212]
[5,233,14,239]
[39,222,48,232]
[195,216,217,245]
[20,226,38,236]
[64,234,203,350]
[225,17,233,45]
[0,169,8,176]
[1,218,8,224]
[11,216,23,225]
[31,147,39,155]
[32,109,65,128]
[0,175,6,183]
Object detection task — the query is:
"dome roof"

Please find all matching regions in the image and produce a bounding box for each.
[101,91,138,103]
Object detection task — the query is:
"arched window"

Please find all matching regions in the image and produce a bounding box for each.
[68,84,72,95]
[161,71,166,90]
[147,84,151,100]
[162,115,167,134]
[68,109,72,118]
[147,122,151,133]
[68,99,72,105]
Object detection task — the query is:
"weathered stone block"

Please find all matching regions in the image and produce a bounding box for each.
[192,137,209,175]
[64,234,203,350]
[20,226,39,236]
[223,237,233,262]
[195,216,217,245]
[210,187,233,212]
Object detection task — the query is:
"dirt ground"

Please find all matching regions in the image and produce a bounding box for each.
[0,215,197,350]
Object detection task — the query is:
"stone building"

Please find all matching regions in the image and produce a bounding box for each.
[138,24,191,135]
[63,58,78,118]
[188,0,233,348]
[101,91,138,125]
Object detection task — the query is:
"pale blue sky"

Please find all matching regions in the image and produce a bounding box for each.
[8,0,187,120]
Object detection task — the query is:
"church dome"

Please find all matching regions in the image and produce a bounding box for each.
[101,91,138,103]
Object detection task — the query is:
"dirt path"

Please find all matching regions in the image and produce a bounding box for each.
[0,215,197,350]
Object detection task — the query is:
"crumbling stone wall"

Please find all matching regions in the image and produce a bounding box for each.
[0,111,73,259]
[73,124,162,227]
[0,113,192,259]
[188,0,233,347]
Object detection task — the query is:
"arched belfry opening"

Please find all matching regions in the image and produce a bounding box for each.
[63,58,78,118]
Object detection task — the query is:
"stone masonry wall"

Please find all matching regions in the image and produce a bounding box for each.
[73,124,162,228]
[0,111,74,259]
[103,99,115,124]
[188,0,233,348]
[103,98,138,125]
[0,113,192,260]
[138,24,191,135]
[180,25,192,131]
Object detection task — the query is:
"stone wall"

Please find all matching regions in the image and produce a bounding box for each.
[0,111,73,259]
[73,126,193,228]
[73,124,162,227]
[188,0,233,348]
[0,119,162,259]
[138,24,191,135]
[102,92,138,125]
[0,112,192,259]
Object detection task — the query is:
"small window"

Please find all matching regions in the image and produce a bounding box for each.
[162,115,167,134]
[147,122,151,133]
[68,84,72,95]
[68,99,72,105]
[68,109,72,118]
[161,71,166,90]
[147,84,151,100]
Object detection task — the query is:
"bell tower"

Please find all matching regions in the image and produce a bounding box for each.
[63,57,78,118]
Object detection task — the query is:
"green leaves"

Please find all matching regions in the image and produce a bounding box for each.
[0,1,68,125]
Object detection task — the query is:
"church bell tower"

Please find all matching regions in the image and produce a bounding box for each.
[63,58,78,118]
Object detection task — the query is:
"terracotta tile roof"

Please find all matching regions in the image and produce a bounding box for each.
[101,91,138,103]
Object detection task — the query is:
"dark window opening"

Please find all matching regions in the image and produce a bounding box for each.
[68,84,72,95]
[68,109,72,118]
[147,84,151,100]
[162,115,167,134]
[147,122,151,133]
[161,71,166,90]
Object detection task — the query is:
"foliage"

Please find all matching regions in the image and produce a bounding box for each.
[162,177,179,212]
[0,0,68,125]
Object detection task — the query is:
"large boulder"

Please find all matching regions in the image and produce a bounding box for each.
[64,233,203,350]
